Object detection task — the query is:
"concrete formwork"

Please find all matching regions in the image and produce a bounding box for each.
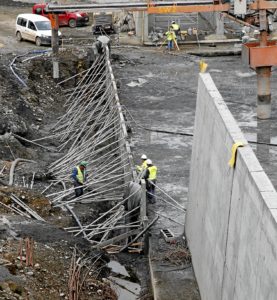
[185,73,277,300]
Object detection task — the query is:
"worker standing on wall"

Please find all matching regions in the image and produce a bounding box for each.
[171,21,180,38]
[136,154,148,173]
[144,159,158,203]
[71,161,88,198]
[165,28,176,51]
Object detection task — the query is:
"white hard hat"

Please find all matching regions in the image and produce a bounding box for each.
[146,159,152,165]
[171,21,175,24]
[141,154,147,159]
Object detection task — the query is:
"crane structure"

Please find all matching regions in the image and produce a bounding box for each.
[47,0,277,119]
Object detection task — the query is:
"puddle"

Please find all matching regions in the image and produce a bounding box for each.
[235,70,256,78]
[107,260,141,300]
[108,276,141,300]
[271,136,277,144]
[209,69,222,73]
[107,260,130,277]
[127,78,147,87]
[144,72,155,78]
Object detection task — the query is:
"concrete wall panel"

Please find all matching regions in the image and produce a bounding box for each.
[186,73,277,300]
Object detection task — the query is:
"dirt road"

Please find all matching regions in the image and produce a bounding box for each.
[0,2,93,54]
[0,2,32,52]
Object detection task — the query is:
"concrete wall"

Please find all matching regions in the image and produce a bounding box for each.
[185,73,277,300]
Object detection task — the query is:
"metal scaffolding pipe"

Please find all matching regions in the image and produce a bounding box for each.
[47,0,214,12]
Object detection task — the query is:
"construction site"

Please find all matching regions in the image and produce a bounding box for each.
[0,0,277,299]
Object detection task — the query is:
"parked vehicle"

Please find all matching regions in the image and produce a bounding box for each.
[32,3,89,28]
[15,13,62,46]
[92,12,115,35]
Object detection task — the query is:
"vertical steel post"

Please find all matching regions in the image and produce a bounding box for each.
[51,14,59,79]
[256,66,271,119]
[140,179,149,254]
[256,10,271,119]
[256,118,270,162]
[140,179,148,228]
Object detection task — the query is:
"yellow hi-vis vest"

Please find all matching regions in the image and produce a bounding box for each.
[76,166,85,184]
[166,31,176,41]
[172,24,180,31]
[148,165,157,180]
[137,160,148,172]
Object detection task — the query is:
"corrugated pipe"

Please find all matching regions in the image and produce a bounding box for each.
[9,50,50,87]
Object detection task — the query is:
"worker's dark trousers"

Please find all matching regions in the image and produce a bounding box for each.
[74,182,84,198]
[174,30,180,39]
[146,180,156,204]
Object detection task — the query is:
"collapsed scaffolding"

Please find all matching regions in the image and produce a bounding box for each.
[44,46,154,251]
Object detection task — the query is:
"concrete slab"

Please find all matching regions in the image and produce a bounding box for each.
[112,46,277,299]
[186,73,277,300]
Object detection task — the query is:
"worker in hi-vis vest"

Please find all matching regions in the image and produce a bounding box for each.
[171,21,180,37]
[165,28,176,51]
[136,154,148,173]
[71,161,88,197]
[144,159,158,204]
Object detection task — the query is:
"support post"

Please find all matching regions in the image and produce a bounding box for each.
[51,14,59,79]
[140,179,148,229]
[143,11,149,43]
[134,11,143,38]
[256,10,271,119]
[256,65,271,119]
[205,12,226,40]
[256,118,270,162]
[215,12,224,36]
[140,179,149,254]
[135,11,149,44]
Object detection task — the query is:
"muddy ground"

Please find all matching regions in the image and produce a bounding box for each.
[0,1,154,300]
[113,34,277,300]
[1,0,277,300]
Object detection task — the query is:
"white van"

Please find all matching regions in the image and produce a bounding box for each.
[15,13,62,46]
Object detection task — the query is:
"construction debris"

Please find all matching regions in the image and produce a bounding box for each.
[160,228,176,243]
[10,194,44,221]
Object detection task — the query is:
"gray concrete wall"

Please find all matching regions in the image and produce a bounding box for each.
[185,73,277,300]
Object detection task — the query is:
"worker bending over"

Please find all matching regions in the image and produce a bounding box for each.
[136,154,148,173]
[144,159,158,204]
[71,161,88,198]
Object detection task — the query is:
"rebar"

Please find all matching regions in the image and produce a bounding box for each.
[48,47,137,246]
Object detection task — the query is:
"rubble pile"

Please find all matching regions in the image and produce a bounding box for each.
[0,46,122,299]
[0,238,115,300]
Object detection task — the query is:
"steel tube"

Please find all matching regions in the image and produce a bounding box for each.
[47,1,214,11]
[256,66,271,119]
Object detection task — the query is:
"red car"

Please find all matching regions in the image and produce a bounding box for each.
[32,3,89,28]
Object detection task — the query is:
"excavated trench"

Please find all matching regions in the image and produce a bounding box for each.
[0,46,152,299]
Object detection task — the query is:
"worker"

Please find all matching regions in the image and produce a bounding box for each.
[171,21,180,37]
[241,24,251,43]
[136,154,148,173]
[92,35,111,56]
[144,159,158,204]
[71,161,88,198]
[165,28,176,51]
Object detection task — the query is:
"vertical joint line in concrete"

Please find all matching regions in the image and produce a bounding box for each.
[220,167,236,299]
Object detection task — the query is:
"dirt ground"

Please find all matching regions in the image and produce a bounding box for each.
[2,0,277,299]
[0,2,147,300]
[112,34,277,299]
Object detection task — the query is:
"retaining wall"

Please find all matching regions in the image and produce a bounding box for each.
[185,73,277,300]
[105,47,137,183]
